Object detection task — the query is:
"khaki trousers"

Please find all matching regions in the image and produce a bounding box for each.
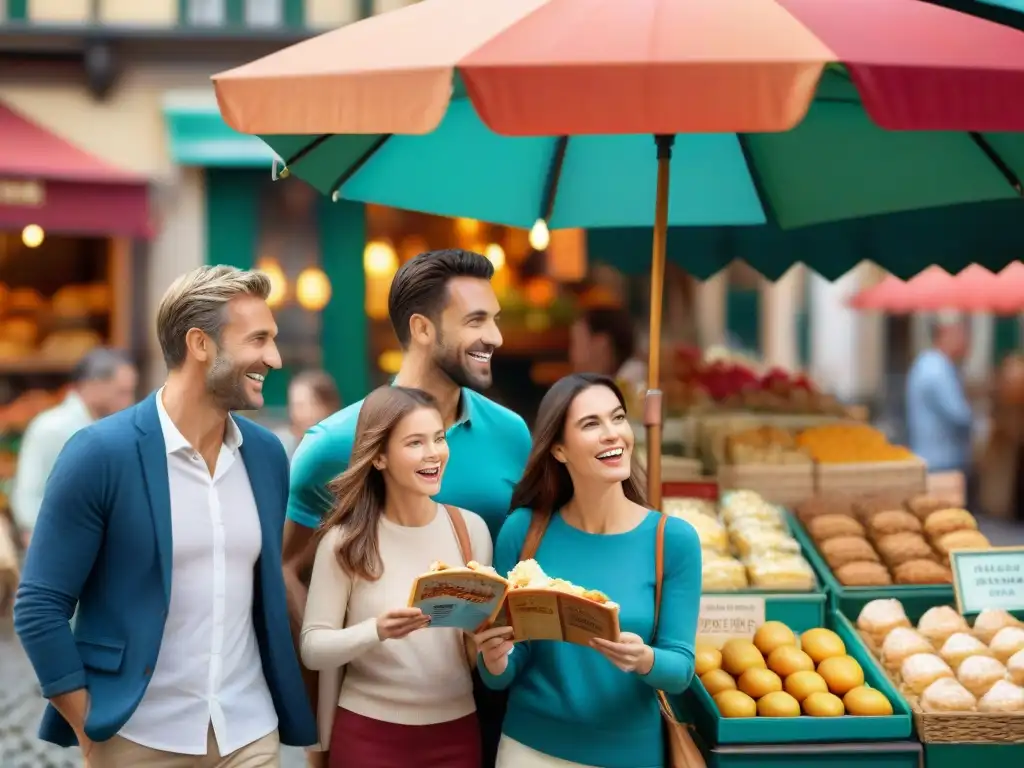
[89,726,280,768]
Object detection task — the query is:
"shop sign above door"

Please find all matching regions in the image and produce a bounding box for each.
[0,179,45,207]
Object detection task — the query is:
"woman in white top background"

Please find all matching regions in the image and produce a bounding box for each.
[301,385,492,768]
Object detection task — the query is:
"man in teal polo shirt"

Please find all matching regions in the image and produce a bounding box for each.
[282,249,531,768]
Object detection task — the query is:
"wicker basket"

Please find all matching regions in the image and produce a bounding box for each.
[816,458,928,497]
[717,463,814,506]
[857,629,1024,743]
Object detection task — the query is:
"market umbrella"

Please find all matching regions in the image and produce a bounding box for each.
[214,0,1024,506]
[848,262,1024,314]
[588,198,1024,281]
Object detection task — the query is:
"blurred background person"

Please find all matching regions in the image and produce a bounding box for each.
[280,370,342,458]
[980,353,1024,521]
[10,347,136,545]
[905,318,973,477]
[568,307,644,386]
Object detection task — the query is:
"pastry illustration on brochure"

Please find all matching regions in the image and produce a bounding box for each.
[407,560,509,633]
[504,559,620,645]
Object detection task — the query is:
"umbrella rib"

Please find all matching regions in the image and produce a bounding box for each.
[969,132,1023,194]
[283,134,333,169]
[540,136,569,221]
[328,134,393,201]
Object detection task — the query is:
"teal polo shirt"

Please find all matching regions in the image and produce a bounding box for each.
[287,388,532,543]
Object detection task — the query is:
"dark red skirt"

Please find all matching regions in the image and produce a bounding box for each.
[328,708,481,768]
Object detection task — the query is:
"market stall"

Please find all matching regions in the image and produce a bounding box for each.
[670,482,1024,762]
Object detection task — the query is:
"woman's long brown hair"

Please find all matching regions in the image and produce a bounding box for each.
[509,373,648,516]
[320,385,440,581]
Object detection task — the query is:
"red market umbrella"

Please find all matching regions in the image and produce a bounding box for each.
[214,0,1024,507]
[849,263,1024,314]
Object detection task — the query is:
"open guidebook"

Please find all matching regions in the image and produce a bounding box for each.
[408,559,620,644]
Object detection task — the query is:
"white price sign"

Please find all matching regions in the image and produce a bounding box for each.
[697,596,766,647]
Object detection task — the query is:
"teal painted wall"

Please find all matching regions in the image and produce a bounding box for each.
[204,169,368,408]
[994,315,1021,364]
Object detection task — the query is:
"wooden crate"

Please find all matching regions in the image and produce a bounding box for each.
[815,458,928,497]
[926,470,966,507]
[635,451,703,482]
[717,463,815,506]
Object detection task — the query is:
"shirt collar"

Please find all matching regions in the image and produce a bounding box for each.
[388,378,474,429]
[155,386,243,456]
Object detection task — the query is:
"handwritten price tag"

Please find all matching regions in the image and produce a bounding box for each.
[951,546,1024,616]
[697,596,766,648]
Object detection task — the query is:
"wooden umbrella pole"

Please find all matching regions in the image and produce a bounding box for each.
[645,134,675,510]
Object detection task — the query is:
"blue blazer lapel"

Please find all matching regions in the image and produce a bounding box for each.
[239,435,277,559]
[135,392,173,604]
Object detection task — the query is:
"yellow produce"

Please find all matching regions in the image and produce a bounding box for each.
[803,691,846,717]
[753,621,798,657]
[801,628,847,664]
[714,690,757,718]
[695,644,723,677]
[768,646,815,677]
[843,686,894,716]
[757,690,802,717]
[721,639,767,677]
[797,423,914,464]
[817,655,865,696]
[738,668,783,699]
[784,670,829,703]
[702,669,738,697]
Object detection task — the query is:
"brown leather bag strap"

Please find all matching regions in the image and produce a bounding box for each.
[444,505,473,565]
[653,512,668,637]
[518,510,552,560]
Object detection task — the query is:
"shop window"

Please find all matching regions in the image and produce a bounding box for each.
[0,229,134,493]
[245,0,281,26]
[184,0,225,25]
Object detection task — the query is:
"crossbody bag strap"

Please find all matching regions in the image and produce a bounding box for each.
[444,504,473,565]
[652,513,681,722]
[518,510,552,560]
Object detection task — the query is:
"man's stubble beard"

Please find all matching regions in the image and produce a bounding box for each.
[432,335,491,393]
[207,352,256,411]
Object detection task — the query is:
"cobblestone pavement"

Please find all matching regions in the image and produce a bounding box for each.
[0,619,305,768]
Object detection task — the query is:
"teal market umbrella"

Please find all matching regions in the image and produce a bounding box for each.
[258,69,1024,240]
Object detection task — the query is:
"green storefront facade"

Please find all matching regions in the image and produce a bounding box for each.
[164,96,370,409]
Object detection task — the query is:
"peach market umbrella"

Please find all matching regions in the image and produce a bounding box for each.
[849,263,1024,315]
[214,0,1024,507]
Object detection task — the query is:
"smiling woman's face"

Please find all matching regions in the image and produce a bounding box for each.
[377,405,449,496]
[553,384,634,486]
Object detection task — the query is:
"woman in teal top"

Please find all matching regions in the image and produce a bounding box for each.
[474,373,702,768]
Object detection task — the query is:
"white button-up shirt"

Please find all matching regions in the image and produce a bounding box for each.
[11,392,94,532]
[119,389,277,755]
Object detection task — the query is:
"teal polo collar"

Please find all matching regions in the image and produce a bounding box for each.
[389,377,473,429]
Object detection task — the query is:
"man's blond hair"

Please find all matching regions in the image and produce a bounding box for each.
[156,265,271,369]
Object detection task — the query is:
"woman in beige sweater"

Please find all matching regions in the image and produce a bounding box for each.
[301,386,492,768]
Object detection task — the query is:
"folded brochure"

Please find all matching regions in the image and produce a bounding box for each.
[408,559,620,644]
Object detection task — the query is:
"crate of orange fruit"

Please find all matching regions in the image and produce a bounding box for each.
[686,612,912,746]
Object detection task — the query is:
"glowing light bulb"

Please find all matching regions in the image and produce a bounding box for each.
[528,218,550,251]
[484,243,506,270]
[21,224,44,248]
[363,240,399,277]
[256,257,288,308]
[296,267,332,311]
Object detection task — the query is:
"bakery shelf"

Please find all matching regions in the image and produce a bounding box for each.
[787,512,954,622]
